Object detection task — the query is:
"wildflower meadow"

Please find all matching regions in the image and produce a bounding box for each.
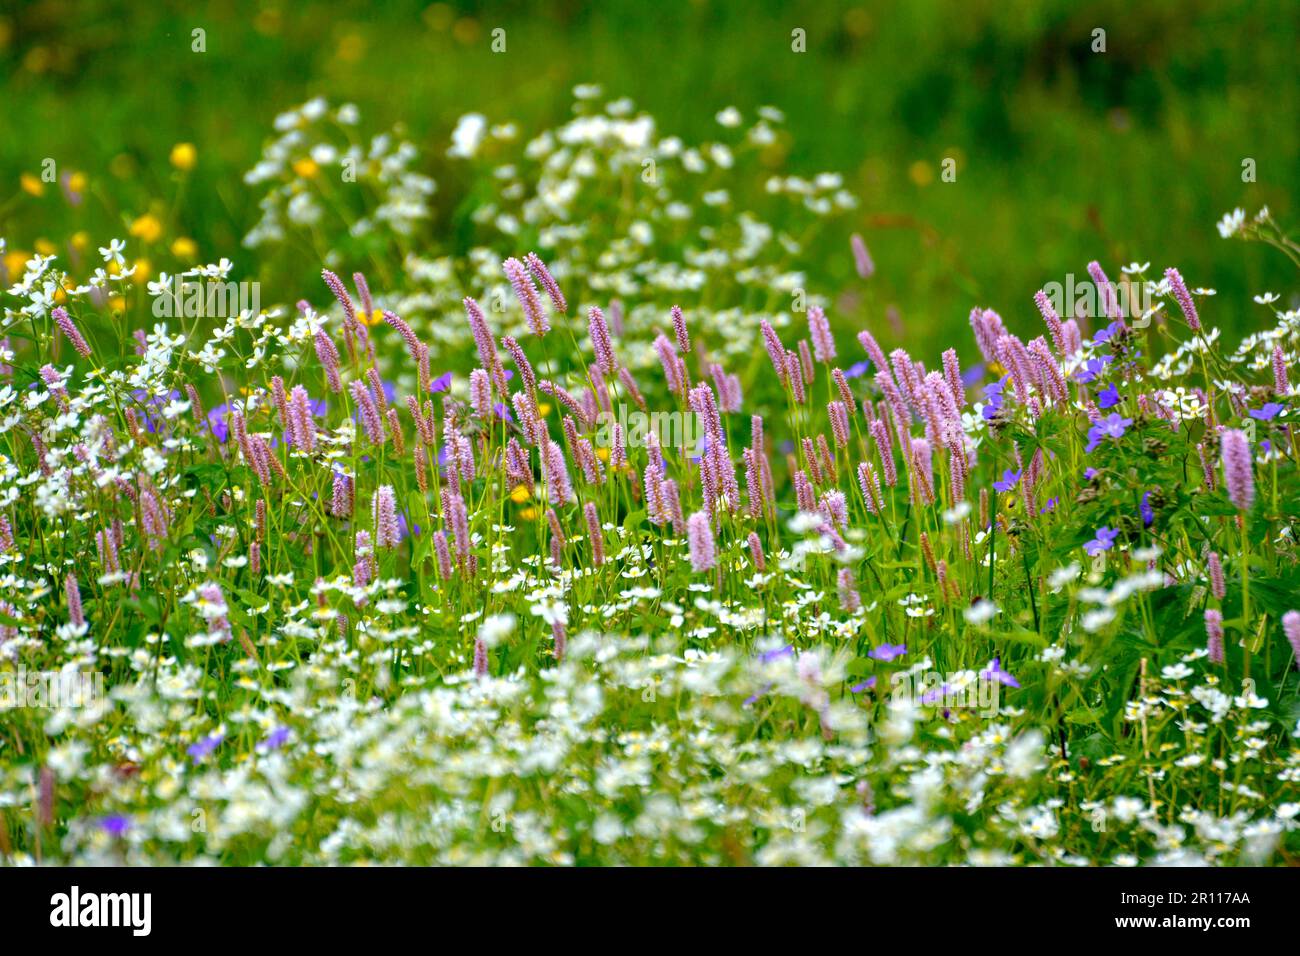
[1,88,1296,872]
[1,4,1299,893]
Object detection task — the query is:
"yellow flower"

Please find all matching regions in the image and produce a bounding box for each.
[20,173,44,196]
[4,251,30,277]
[71,231,90,251]
[67,171,88,194]
[108,295,126,315]
[519,507,538,522]
[537,402,552,416]
[34,238,57,256]
[509,485,530,504]
[170,143,197,171]
[129,214,163,244]
[171,237,198,260]
[595,446,610,462]
[908,160,934,187]
[134,259,152,282]
[292,157,320,179]
[357,308,382,327]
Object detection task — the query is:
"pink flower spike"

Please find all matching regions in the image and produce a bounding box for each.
[1164,267,1201,332]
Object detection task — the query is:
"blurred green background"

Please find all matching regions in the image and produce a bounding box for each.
[2,0,1296,345]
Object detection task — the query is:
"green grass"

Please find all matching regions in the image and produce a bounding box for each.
[2,0,1296,355]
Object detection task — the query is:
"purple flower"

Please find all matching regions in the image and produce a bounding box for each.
[1074,356,1113,384]
[1085,412,1133,453]
[992,469,1021,492]
[1039,497,1059,514]
[260,726,291,751]
[743,682,774,707]
[430,372,452,393]
[187,731,224,763]
[961,363,987,386]
[844,360,872,379]
[759,644,794,664]
[1140,491,1154,528]
[1083,526,1119,556]
[100,814,131,837]
[981,658,1020,688]
[869,643,907,662]
[1249,402,1284,421]
[208,403,230,443]
[1084,467,1099,480]
[850,677,877,693]
[1097,382,1120,409]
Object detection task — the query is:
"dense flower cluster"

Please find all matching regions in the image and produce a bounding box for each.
[0,93,1297,865]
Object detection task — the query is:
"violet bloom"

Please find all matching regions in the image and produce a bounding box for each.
[1097,382,1120,409]
[1248,402,1284,421]
[1140,491,1154,528]
[992,469,1021,492]
[1073,356,1112,384]
[1083,526,1119,556]
[850,677,877,693]
[869,643,907,662]
[187,731,224,763]
[100,815,131,838]
[430,372,452,393]
[1039,497,1059,514]
[259,726,291,751]
[207,403,230,443]
[1085,412,1132,453]
[981,658,1020,688]
[760,645,794,664]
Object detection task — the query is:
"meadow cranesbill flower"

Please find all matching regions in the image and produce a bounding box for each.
[1085,412,1132,453]
[981,658,1020,688]
[1073,356,1112,384]
[1097,382,1120,408]
[1084,526,1119,556]
[1248,402,1283,421]
[1164,266,1201,331]
[870,643,906,661]
[188,731,224,763]
[1219,428,1254,511]
[1139,491,1154,528]
[992,469,1020,492]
